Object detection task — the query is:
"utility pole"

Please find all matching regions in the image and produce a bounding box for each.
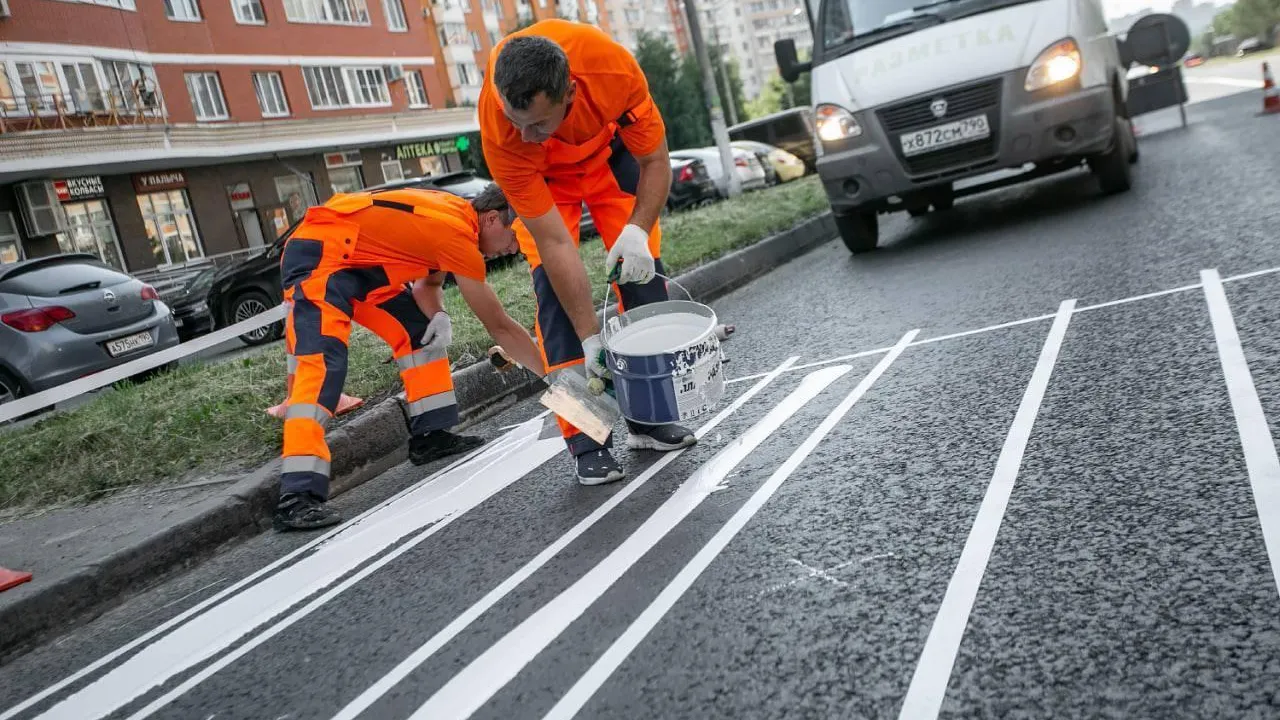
[683,0,742,197]
[707,12,738,125]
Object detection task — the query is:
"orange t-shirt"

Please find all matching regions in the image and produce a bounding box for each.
[315,187,487,281]
[478,19,667,218]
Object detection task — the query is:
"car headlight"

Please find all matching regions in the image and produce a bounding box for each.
[815,104,863,143]
[1025,38,1082,91]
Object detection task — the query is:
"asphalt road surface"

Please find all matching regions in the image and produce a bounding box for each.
[5,89,1280,720]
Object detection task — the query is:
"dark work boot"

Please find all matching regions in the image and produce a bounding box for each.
[409,429,485,466]
[273,492,343,532]
[576,449,625,486]
[626,422,697,452]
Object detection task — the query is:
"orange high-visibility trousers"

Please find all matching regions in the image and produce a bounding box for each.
[515,132,670,457]
[278,211,461,501]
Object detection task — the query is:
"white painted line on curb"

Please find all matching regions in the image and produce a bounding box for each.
[1201,269,1280,598]
[31,418,560,720]
[542,330,918,720]
[0,418,531,720]
[407,363,855,720]
[331,356,801,720]
[898,300,1075,720]
[0,303,286,424]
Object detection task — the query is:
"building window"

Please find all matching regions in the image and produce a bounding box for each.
[488,29,500,45]
[184,72,228,121]
[441,22,468,45]
[233,0,266,23]
[252,72,290,117]
[274,175,318,225]
[0,213,21,266]
[462,0,472,11]
[137,191,204,267]
[328,167,365,194]
[457,63,480,87]
[57,201,126,272]
[470,31,483,51]
[164,0,202,21]
[405,70,429,107]
[283,0,370,24]
[380,160,404,184]
[302,66,389,108]
[76,0,137,8]
[382,0,407,29]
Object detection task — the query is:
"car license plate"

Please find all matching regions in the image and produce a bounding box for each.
[106,330,154,357]
[900,114,990,157]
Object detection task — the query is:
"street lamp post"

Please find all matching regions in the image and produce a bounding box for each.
[682,0,742,197]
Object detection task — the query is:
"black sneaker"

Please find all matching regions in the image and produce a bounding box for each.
[626,423,697,452]
[409,429,485,466]
[273,492,343,532]
[576,449,625,486]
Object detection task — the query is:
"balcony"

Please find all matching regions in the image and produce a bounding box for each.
[1,88,167,135]
[0,107,480,184]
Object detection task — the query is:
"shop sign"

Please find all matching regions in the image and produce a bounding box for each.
[133,171,187,193]
[53,176,105,202]
[395,137,468,160]
[324,150,363,168]
[227,182,255,210]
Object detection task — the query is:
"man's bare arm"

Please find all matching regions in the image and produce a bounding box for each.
[523,209,600,340]
[411,272,447,318]
[454,275,545,375]
[627,136,673,235]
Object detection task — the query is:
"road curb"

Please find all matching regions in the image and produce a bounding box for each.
[0,211,835,658]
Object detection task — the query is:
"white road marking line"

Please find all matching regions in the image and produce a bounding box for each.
[759,553,896,596]
[898,300,1074,720]
[330,356,800,720]
[1,421,535,720]
[543,330,917,720]
[726,261,1280,387]
[407,363,856,720]
[31,419,559,720]
[1201,269,1280,597]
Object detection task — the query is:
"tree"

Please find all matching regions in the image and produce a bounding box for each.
[634,31,714,149]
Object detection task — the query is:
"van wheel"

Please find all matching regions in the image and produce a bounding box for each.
[1088,116,1133,196]
[835,210,878,254]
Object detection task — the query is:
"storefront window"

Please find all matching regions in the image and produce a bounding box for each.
[137,190,204,266]
[274,174,318,224]
[328,166,364,194]
[57,200,125,270]
[0,213,21,265]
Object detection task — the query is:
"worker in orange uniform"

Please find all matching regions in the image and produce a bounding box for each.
[275,183,543,531]
[479,19,696,485]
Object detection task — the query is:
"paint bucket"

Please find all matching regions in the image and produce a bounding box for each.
[600,274,725,426]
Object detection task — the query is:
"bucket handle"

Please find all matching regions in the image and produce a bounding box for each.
[600,268,693,343]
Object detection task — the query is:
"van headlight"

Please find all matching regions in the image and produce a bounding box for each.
[815,104,863,143]
[1025,39,1082,91]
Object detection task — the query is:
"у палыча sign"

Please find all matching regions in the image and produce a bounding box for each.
[133,171,187,193]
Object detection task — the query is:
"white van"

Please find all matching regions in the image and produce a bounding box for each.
[775,0,1139,254]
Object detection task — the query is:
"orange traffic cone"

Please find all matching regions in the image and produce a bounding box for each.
[265,359,364,419]
[1262,62,1280,115]
[0,566,33,593]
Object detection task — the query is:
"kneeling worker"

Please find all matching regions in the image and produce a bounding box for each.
[275,183,543,531]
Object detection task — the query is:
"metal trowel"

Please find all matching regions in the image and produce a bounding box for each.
[489,345,621,444]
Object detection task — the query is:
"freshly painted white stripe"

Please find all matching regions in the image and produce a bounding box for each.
[909,314,1057,346]
[0,42,436,66]
[1223,265,1280,284]
[32,418,560,720]
[331,356,801,720]
[898,299,1075,720]
[0,424,528,720]
[408,364,854,720]
[0,302,286,423]
[1201,269,1280,596]
[1074,283,1204,313]
[543,330,918,720]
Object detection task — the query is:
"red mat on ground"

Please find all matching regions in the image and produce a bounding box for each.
[0,567,33,592]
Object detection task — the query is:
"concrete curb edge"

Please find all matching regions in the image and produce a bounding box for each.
[0,211,836,658]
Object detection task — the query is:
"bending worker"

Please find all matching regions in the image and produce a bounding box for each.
[480,18,696,485]
[275,183,543,531]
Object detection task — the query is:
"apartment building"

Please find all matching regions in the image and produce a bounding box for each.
[604,0,687,55]
[0,0,490,275]
[738,0,811,92]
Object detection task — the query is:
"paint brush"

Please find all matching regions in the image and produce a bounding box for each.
[489,345,621,444]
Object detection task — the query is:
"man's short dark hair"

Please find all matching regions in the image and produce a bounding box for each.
[493,36,570,111]
[471,182,517,226]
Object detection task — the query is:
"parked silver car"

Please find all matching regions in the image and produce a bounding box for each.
[0,253,180,410]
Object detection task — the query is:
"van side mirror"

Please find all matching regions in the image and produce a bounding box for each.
[774,39,812,84]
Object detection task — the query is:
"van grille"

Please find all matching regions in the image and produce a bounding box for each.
[875,78,1003,176]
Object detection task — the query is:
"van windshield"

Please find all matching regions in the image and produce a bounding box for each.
[820,0,1031,53]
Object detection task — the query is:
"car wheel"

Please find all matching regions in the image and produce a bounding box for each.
[0,369,40,423]
[232,290,283,346]
[835,210,879,254]
[1088,116,1134,196]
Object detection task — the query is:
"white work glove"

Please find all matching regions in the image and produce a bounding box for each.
[421,311,453,352]
[581,333,611,381]
[605,223,656,285]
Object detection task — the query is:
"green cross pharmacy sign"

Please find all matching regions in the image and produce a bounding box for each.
[396,135,471,160]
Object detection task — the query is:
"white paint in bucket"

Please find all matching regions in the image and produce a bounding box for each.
[605,313,710,355]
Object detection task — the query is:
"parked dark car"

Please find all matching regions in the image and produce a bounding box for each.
[0,253,180,413]
[667,157,718,212]
[165,266,217,342]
